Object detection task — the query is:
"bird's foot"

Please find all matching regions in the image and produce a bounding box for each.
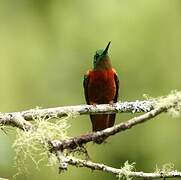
[109,101,115,106]
[90,102,97,107]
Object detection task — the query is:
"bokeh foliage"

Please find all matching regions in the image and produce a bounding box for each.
[0,0,181,179]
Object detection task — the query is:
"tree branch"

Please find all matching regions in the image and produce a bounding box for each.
[48,91,181,151]
[1,91,181,179]
[50,105,167,151]
[0,113,32,130]
[0,100,154,125]
[57,155,181,179]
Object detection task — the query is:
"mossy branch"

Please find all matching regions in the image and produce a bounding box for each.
[0,113,32,130]
[1,91,181,179]
[0,100,154,129]
[56,155,181,179]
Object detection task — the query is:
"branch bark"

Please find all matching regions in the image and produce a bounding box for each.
[0,113,32,130]
[57,155,181,179]
[0,100,154,125]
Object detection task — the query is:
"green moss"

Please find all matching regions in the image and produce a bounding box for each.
[156,90,181,117]
[117,161,136,180]
[12,115,70,178]
[144,90,181,117]
[155,163,175,175]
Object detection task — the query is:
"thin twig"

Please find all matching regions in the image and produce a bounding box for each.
[58,155,181,179]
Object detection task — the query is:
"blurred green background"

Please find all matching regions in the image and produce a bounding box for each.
[0,0,181,179]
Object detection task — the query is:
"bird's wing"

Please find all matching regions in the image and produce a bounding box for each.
[113,69,119,102]
[83,71,90,104]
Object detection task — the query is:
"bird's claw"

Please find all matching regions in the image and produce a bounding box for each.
[109,101,115,107]
[90,102,97,108]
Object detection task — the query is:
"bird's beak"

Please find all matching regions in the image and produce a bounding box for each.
[103,41,111,55]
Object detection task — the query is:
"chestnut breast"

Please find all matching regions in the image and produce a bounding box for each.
[88,69,116,104]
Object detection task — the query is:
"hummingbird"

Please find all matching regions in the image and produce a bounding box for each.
[83,42,119,142]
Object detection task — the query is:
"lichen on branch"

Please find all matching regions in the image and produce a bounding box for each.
[12,115,70,176]
[2,90,181,179]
